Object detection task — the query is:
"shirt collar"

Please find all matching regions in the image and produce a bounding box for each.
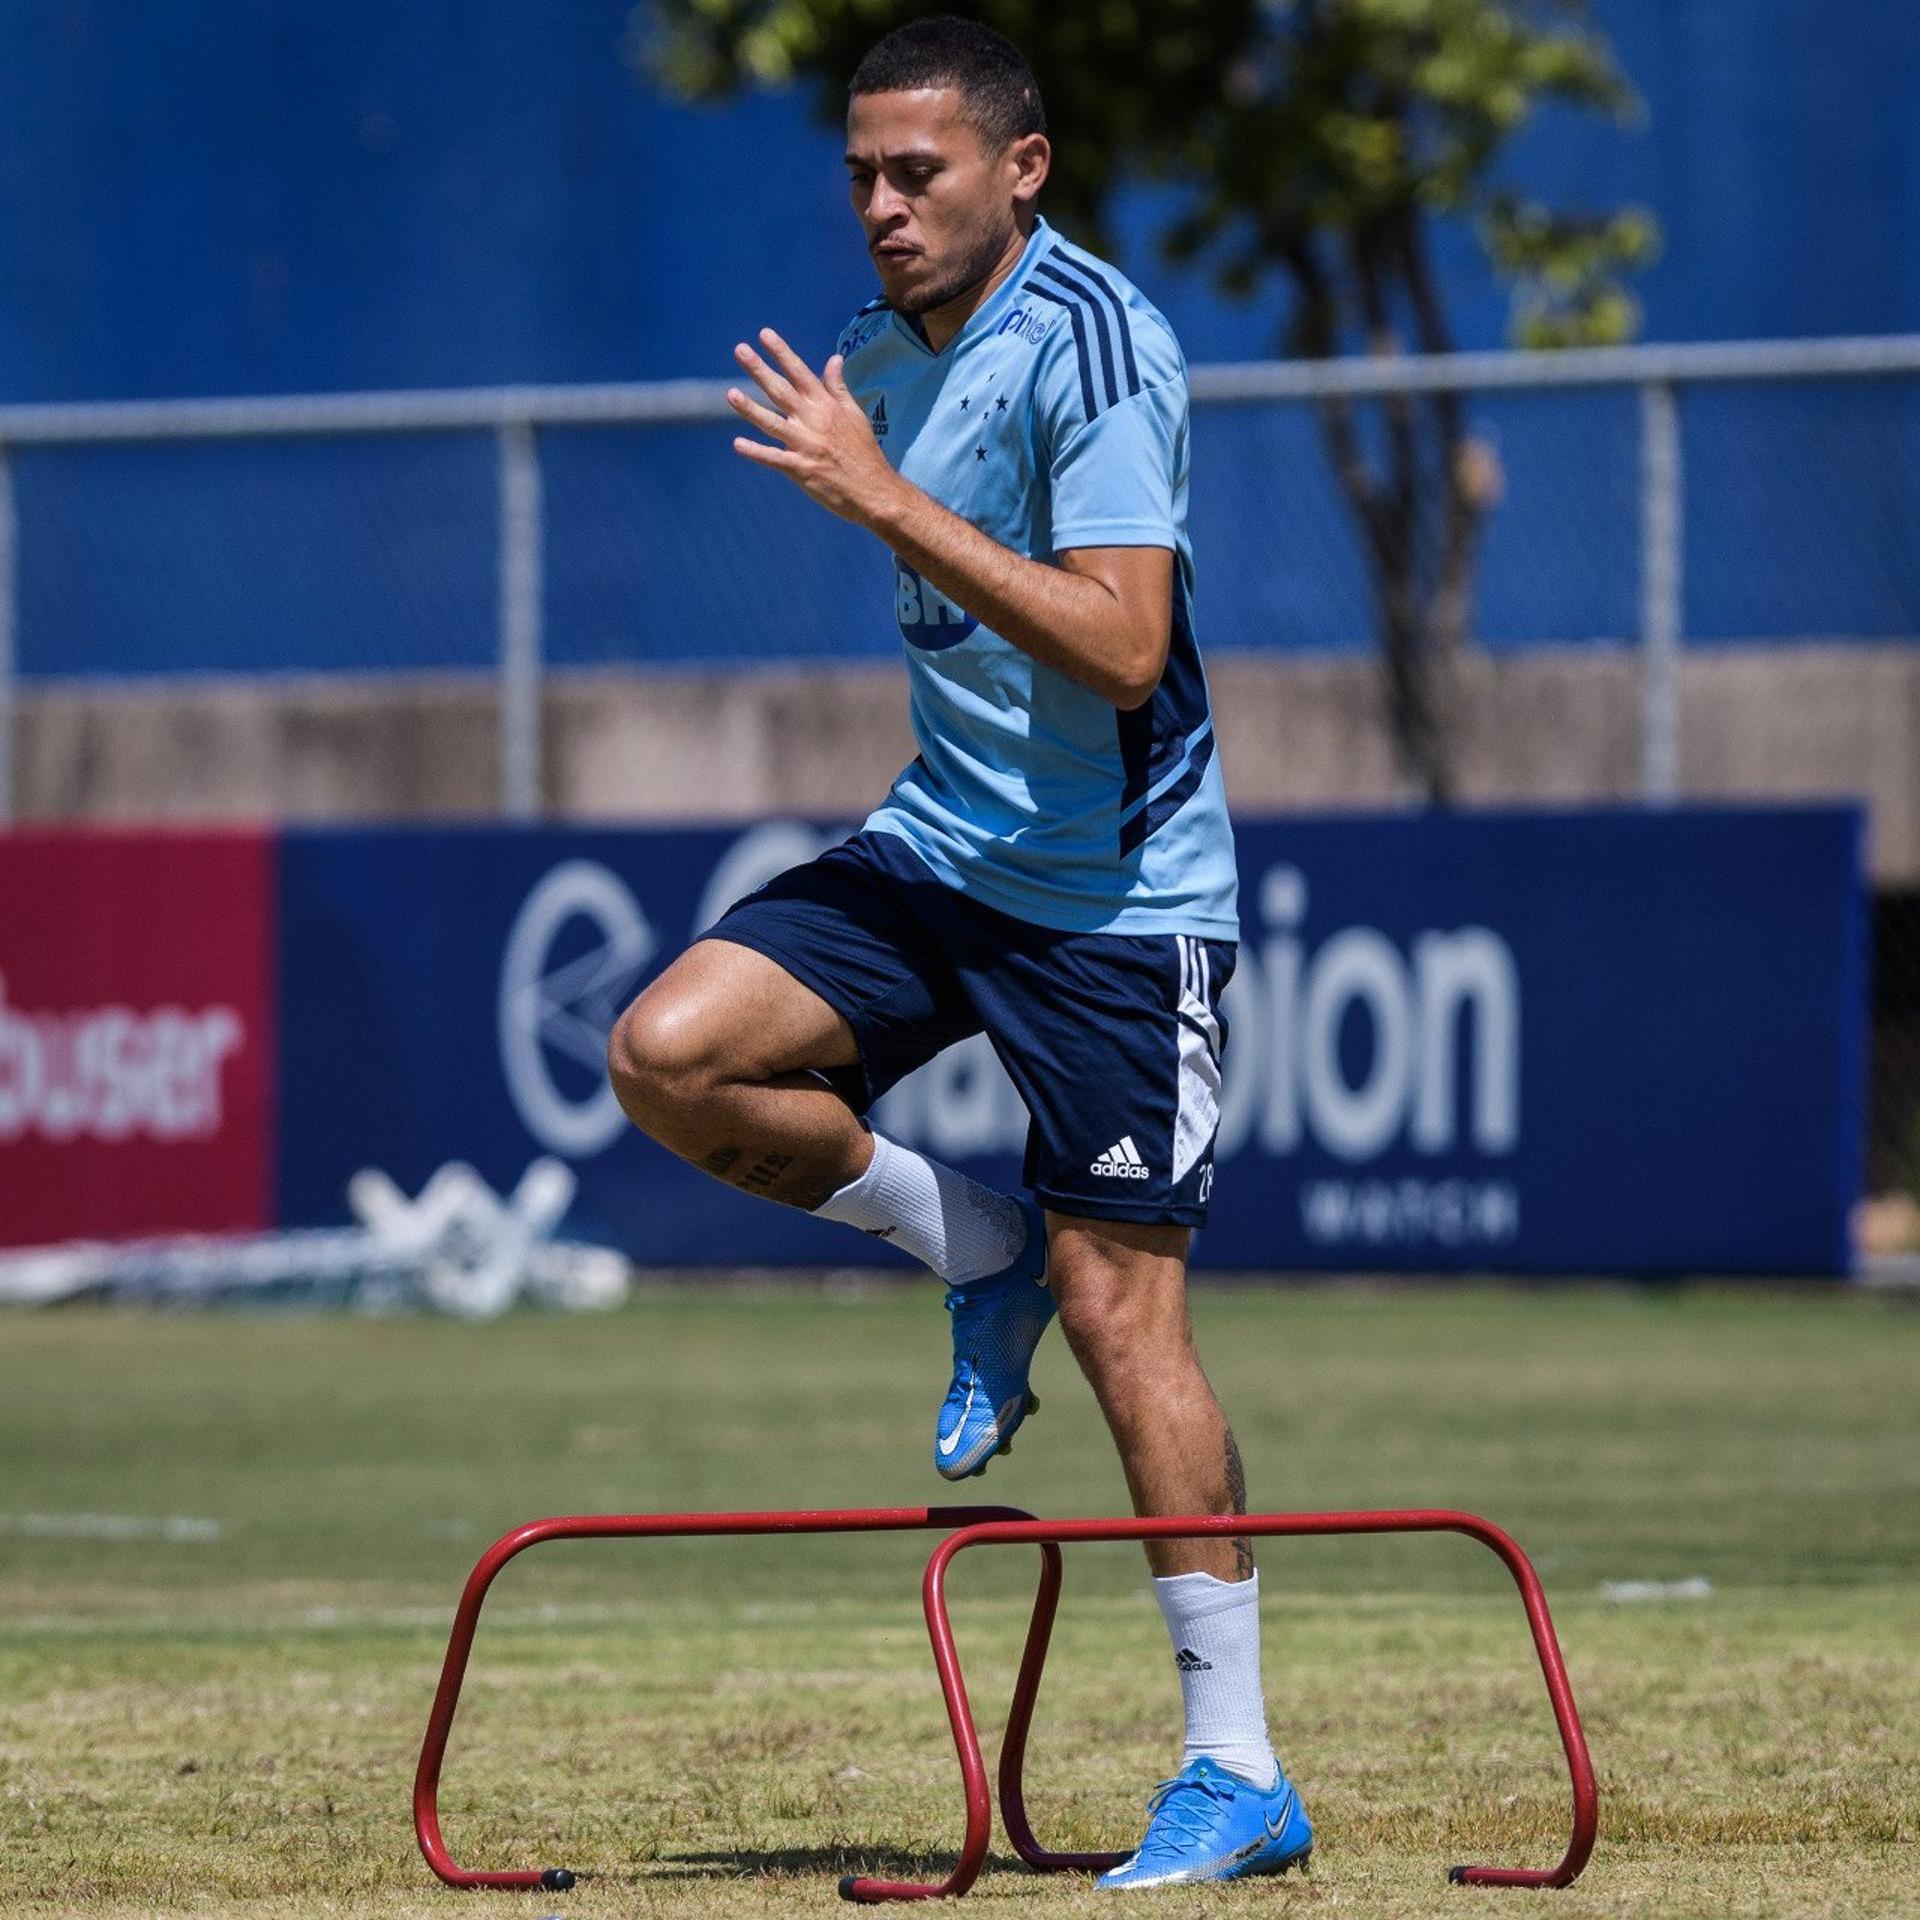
[893,215,1055,357]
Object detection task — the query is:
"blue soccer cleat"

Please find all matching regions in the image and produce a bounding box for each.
[1095,1757,1313,1890]
[933,1199,1053,1481]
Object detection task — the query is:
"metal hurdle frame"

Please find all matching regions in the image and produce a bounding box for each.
[413,1506,1065,1898]
[415,1505,1597,1902]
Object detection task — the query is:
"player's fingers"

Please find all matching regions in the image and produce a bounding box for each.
[758,327,821,393]
[731,435,799,471]
[725,387,793,441]
[734,341,798,410]
[823,352,851,397]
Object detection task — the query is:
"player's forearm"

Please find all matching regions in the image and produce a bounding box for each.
[865,478,1160,708]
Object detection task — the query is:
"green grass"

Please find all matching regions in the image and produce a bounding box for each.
[2,1284,1916,1917]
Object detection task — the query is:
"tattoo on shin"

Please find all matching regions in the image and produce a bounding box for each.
[1224,1429,1254,1579]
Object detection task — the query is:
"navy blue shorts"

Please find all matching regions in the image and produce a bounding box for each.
[706,830,1234,1227]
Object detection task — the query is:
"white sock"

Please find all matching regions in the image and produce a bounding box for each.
[813,1131,1029,1285]
[1153,1570,1281,1789]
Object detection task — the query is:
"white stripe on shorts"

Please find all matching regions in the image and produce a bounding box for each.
[1172,936,1224,1184]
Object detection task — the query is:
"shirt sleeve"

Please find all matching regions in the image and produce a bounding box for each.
[1044,375,1186,551]
[1026,286,1187,551]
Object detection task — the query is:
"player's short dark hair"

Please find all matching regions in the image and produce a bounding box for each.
[849,16,1047,150]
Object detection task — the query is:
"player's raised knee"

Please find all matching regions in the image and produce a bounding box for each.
[606,991,726,1132]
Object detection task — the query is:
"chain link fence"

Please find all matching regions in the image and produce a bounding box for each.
[1,338,1917,1224]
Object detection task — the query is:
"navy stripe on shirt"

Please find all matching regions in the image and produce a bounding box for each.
[1125,726,1215,856]
[1037,257,1141,405]
[1053,246,1143,397]
[1116,580,1212,855]
[1025,282,1099,422]
[1034,260,1123,410]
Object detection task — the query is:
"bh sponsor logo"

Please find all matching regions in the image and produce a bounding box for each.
[0,973,242,1144]
[895,561,979,650]
[1214,866,1522,1249]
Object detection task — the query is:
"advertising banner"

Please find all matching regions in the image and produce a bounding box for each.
[276,808,1865,1275]
[0,829,277,1243]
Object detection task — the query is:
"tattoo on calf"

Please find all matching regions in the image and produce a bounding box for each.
[736,1149,795,1194]
[1224,1430,1254,1579]
[702,1144,841,1212]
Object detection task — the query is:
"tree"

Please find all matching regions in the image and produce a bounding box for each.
[634,0,1655,801]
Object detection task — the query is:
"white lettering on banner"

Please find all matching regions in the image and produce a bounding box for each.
[674,843,1523,1255]
[499,863,655,1159]
[1217,866,1522,1164]
[1299,929,1416,1159]
[0,973,241,1144]
[1299,1178,1521,1248]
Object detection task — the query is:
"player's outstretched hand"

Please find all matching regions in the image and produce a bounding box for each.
[727,328,900,527]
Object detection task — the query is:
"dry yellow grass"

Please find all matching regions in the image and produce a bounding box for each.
[2,1285,1915,1917]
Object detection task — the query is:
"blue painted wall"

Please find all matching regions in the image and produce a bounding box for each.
[3,2,1916,675]
[3,0,1916,404]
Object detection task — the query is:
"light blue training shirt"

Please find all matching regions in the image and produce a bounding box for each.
[837,214,1238,941]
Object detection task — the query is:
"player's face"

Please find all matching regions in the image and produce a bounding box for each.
[846,89,1041,317]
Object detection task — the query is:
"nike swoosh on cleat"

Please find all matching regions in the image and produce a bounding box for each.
[937,1373,978,1457]
[1262,1787,1300,1839]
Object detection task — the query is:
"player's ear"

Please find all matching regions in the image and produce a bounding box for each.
[1009,133,1049,207]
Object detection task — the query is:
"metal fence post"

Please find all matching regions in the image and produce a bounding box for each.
[497,420,544,821]
[1639,381,1683,803]
[0,441,15,825]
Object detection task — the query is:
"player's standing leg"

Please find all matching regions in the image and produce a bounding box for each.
[1045,1215,1312,1888]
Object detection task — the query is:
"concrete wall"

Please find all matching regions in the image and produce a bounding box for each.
[18,643,1916,883]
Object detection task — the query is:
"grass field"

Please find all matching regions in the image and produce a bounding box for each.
[2,1283,1916,1918]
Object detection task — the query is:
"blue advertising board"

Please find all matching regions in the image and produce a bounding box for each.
[276,807,1866,1275]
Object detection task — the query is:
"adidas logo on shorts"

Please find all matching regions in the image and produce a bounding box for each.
[1090,1136,1153,1180]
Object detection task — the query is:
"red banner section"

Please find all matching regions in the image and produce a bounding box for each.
[0,830,276,1245]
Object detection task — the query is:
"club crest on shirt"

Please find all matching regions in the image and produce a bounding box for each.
[894,559,979,650]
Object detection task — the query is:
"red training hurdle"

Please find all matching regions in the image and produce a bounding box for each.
[414,1505,1597,1901]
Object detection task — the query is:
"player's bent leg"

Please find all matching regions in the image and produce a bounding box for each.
[1045,1215,1311,1887]
[929,1195,1053,1479]
[610,929,1038,1324]
[609,834,1055,1479]
[608,937,871,1210]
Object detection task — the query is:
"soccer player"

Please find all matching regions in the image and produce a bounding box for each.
[608,16,1310,1889]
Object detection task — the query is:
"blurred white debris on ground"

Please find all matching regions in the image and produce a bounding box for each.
[0,1161,629,1318]
[1599,1576,1714,1603]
